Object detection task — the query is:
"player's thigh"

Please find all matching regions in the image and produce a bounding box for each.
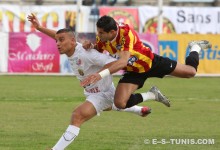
[86,93,113,115]
[114,82,138,103]
[73,101,97,122]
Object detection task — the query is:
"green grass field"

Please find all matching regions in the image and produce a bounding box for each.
[0,75,219,150]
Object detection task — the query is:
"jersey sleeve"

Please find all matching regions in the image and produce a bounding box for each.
[96,36,105,53]
[87,49,116,67]
[121,29,136,52]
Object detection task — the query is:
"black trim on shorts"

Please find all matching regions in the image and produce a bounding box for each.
[119,54,177,89]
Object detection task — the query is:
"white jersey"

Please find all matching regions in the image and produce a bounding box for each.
[68,43,116,95]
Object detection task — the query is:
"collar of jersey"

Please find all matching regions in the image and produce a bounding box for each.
[110,24,119,43]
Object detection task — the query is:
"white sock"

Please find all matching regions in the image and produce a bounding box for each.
[112,104,141,115]
[141,92,155,101]
[52,125,80,150]
[190,44,201,53]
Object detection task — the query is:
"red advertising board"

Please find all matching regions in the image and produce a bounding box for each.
[8,32,60,73]
[99,7,139,31]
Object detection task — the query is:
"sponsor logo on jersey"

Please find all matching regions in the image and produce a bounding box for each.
[76,58,81,65]
[116,44,122,50]
[78,69,84,76]
[128,56,138,65]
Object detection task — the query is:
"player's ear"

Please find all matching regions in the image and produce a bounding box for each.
[110,29,115,34]
[70,36,75,41]
[71,37,76,45]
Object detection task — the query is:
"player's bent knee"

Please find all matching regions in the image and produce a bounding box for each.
[186,70,196,78]
[177,68,196,78]
[114,101,126,109]
[71,111,84,125]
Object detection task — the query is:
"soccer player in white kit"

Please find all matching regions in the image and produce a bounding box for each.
[27,14,170,150]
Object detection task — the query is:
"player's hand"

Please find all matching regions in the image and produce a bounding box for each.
[27,13,41,30]
[82,40,93,50]
[80,73,102,87]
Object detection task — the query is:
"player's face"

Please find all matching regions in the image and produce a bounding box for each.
[97,27,115,42]
[55,32,76,56]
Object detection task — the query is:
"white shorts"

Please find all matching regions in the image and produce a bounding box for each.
[85,85,115,115]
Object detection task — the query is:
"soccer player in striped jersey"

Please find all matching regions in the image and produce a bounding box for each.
[81,15,211,109]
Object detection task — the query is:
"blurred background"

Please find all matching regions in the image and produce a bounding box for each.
[0,0,220,75]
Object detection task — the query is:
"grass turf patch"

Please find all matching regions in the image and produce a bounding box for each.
[0,76,219,150]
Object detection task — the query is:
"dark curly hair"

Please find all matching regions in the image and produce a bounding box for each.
[96,15,117,32]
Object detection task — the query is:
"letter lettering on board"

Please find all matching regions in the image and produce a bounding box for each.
[177,10,185,23]
[5,11,14,32]
[42,12,58,28]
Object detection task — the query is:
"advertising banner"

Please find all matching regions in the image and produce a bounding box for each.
[99,6,139,31]
[159,34,220,74]
[138,33,158,54]
[139,6,220,34]
[0,5,91,32]
[8,32,60,73]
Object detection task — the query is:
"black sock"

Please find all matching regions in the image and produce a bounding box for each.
[185,51,199,71]
[125,93,143,108]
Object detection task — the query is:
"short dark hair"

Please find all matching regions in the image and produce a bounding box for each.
[56,28,75,37]
[96,15,117,32]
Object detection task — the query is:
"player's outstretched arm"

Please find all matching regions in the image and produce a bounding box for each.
[82,40,100,51]
[27,13,57,39]
[80,51,129,87]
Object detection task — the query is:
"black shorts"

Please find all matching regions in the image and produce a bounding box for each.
[119,54,177,89]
